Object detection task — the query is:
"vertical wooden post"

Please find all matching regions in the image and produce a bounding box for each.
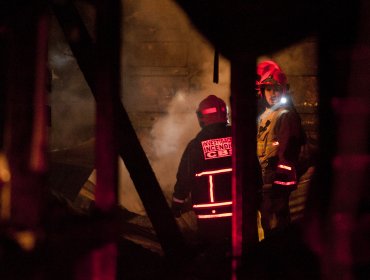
[304,1,366,279]
[4,0,49,229]
[78,1,122,279]
[0,9,11,222]
[94,0,121,214]
[230,54,260,277]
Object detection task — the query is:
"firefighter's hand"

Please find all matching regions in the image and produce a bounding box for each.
[171,200,184,218]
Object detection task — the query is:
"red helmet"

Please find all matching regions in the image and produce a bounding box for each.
[197,95,227,127]
[256,60,288,95]
[257,60,282,77]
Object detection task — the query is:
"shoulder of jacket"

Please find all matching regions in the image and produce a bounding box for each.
[277,106,298,117]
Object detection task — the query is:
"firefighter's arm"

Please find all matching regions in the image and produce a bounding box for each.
[274,111,301,187]
[171,143,194,217]
[171,196,185,218]
[172,176,193,217]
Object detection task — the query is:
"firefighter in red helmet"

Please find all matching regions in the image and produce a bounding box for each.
[256,60,305,238]
[171,94,232,252]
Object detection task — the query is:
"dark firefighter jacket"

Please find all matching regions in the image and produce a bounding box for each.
[173,123,232,219]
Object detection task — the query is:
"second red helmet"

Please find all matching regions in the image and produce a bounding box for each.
[196,95,228,127]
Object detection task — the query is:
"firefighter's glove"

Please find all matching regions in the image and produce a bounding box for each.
[171,198,184,218]
[273,163,297,189]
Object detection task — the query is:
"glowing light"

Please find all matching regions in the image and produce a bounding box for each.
[198,212,232,219]
[277,164,292,170]
[0,155,11,182]
[272,141,279,146]
[14,231,36,251]
[193,201,232,208]
[280,97,287,104]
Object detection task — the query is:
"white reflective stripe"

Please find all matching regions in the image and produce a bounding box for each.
[193,201,232,208]
[197,213,232,219]
[274,180,297,186]
[202,107,217,114]
[195,168,232,177]
[209,175,214,202]
[277,164,292,170]
[172,197,185,203]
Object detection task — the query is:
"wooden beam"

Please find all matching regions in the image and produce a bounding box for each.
[4,0,49,228]
[51,0,187,260]
[230,54,260,275]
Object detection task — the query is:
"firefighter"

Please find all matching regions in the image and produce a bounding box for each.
[256,60,306,238]
[171,94,232,252]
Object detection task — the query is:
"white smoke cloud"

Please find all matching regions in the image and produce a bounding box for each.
[99,88,230,216]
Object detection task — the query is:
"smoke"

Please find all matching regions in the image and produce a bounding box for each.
[150,92,203,190]
[111,0,231,215]
[116,89,230,215]
[48,15,95,151]
[111,88,230,216]
[150,89,230,190]
[49,0,231,217]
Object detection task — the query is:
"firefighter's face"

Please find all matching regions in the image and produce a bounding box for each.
[263,85,281,107]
